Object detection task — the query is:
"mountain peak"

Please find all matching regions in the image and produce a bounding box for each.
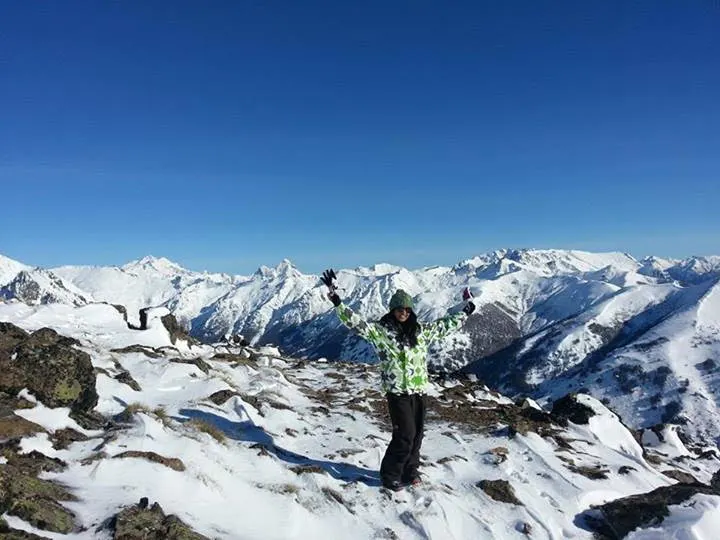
[276,258,295,270]
[122,256,186,274]
[0,254,30,286]
[254,259,298,279]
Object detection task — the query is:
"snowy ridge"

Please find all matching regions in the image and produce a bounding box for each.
[0,268,89,306]
[1,302,719,539]
[510,278,720,444]
[2,249,720,445]
[0,254,30,286]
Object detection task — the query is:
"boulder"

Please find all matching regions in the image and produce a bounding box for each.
[476,479,523,505]
[583,482,720,538]
[104,498,209,539]
[160,314,195,346]
[0,325,97,413]
[0,464,77,534]
[551,394,596,426]
[0,323,29,350]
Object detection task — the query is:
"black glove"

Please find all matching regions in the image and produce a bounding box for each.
[321,269,341,306]
[320,269,337,289]
[463,301,476,315]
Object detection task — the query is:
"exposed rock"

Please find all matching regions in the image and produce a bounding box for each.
[583,482,719,538]
[712,469,720,491]
[112,451,186,472]
[487,447,509,464]
[110,304,128,322]
[0,465,77,534]
[662,470,699,484]
[661,401,682,423]
[139,308,149,331]
[105,499,209,539]
[0,323,29,350]
[426,383,559,437]
[237,392,291,416]
[51,427,89,450]
[3,451,66,478]
[111,345,163,358]
[437,455,467,465]
[160,313,193,346]
[114,371,141,391]
[17,327,80,349]
[170,357,211,374]
[551,394,596,426]
[618,465,636,475]
[68,409,106,431]
[0,392,46,440]
[476,479,523,505]
[695,358,716,371]
[212,352,253,366]
[0,516,53,539]
[0,416,45,441]
[290,464,327,476]
[568,464,610,480]
[0,327,97,413]
[206,389,239,405]
[0,270,87,307]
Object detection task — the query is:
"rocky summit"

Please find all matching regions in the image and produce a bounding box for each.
[0,302,717,538]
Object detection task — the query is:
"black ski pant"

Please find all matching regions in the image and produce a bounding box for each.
[380,392,426,484]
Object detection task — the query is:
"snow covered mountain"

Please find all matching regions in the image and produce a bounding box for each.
[0,254,30,286]
[1,301,718,539]
[51,256,236,327]
[0,269,89,306]
[2,249,720,444]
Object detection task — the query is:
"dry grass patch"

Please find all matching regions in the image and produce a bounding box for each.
[125,402,150,414]
[261,483,300,496]
[153,407,174,427]
[188,419,226,443]
[112,450,186,472]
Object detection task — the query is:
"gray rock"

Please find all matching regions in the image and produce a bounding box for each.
[0,325,97,413]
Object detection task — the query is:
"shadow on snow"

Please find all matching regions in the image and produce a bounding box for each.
[175,406,381,487]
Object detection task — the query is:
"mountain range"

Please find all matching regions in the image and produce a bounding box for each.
[1,249,719,444]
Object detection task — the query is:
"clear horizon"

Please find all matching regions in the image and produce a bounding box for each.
[2,246,718,277]
[2,2,718,274]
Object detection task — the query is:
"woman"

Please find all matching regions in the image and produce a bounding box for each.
[321,269,475,491]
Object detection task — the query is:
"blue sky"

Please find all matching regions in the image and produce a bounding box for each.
[1,1,718,274]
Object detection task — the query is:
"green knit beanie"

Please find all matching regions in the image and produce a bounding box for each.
[388,289,414,311]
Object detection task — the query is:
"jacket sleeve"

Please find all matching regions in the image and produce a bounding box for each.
[421,311,468,343]
[335,303,388,347]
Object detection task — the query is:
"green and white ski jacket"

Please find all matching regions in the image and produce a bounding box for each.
[335,303,468,395]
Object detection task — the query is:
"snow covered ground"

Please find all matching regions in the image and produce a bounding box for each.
[1,302,719,539]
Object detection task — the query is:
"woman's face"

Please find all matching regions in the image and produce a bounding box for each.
[393,307,411,323]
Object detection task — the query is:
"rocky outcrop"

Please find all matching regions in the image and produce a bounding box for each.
[161,313,192,345]
[0,270,87,306]
[551,394,596,426]
[111,451,185,472]
[0,323,29,349]
[110,304,128,322]
[477,479,523,505]
[0,458,78,534]
[583,478,720,539]
[0,391,45,440]
[103,498,209,539]
[0,324,98,413]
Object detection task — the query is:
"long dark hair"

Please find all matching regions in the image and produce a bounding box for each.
[379,310,421,348]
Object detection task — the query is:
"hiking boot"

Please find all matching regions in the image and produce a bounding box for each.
[382,480,405,492]
[402,474,422,487]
